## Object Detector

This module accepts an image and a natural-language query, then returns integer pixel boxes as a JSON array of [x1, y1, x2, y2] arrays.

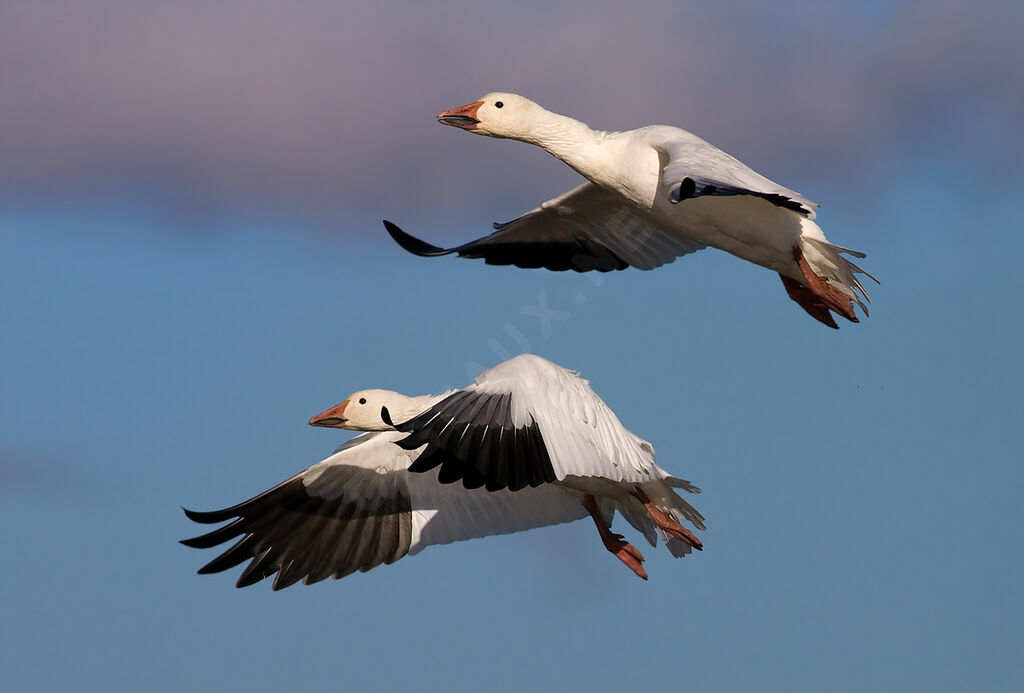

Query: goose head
[[309, 389, 407, 431], [437, 92, 543, 140]]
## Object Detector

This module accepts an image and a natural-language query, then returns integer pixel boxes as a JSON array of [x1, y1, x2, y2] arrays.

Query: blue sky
[[2, 2, 1023, 691]]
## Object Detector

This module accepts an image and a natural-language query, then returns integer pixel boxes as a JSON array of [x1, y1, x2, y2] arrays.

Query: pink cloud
[[1, 1, 1020, 222]]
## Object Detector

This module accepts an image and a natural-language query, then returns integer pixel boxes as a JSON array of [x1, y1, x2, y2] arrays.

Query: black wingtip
[[669, 177, 697, 204], [182, 506, 234, 524], [382, 220, 455, 258]]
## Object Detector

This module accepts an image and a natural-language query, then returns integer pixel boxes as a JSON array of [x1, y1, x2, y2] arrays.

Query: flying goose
[[182, 354, 705, 588], [386, 92, 877, 328]]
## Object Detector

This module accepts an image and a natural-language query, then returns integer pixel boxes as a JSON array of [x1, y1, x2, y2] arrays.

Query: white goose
[[182, 354, 704, 588], [385, 92, 877, 328]]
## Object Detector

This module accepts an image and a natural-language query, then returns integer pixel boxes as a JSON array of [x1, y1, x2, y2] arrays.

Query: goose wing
[[394, 354, 661, 493], [648, 126, 819, 217], [385, 181, 705, 272], [182, 430, 586, 589]]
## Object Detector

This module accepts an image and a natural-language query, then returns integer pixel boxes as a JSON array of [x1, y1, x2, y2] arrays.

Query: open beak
[[437, 100, 484, 130], [309, 399, 349, 428]]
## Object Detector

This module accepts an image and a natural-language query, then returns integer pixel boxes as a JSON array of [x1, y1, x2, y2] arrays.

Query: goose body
[[182, 354, 705, 589], [386, 92, 877, 328]]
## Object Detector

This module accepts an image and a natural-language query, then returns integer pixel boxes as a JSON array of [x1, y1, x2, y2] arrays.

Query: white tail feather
[[632, 477, 707, 557], [801, 237, 879, 314]]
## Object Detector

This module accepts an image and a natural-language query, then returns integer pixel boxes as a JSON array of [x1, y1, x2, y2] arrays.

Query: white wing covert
[[648, 127, 819, 217], [393, 355, 661, 492]]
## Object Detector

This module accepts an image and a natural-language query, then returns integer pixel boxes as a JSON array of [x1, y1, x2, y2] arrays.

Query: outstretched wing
[[394, 354, 661, 493], [385, 182, 705, 273], [647, 126, 819, 217], [181, 431, 586, 589], [181, 433, 416, 590]]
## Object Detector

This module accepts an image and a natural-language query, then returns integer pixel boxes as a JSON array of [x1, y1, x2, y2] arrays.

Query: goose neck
[[526, 113, 611, 179]]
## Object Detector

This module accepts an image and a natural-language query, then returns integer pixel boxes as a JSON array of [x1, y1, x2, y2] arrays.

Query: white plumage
[[182, 354, 704, 588], [385, 92, 878, 328], [302, 431, 590, 556]]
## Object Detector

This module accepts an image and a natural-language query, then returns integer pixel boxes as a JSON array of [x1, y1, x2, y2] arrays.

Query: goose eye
[[495, 101, 503, 109], [358, 398, 366, 405]]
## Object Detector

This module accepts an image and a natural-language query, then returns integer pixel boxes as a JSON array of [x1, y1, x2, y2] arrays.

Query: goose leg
[[779, 273, 840, 329], [631, 487, 703, 551], [581, 494, 647, 580], [783, 245, 859, 326]]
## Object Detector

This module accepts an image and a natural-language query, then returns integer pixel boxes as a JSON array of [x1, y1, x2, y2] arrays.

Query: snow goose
[[385, 92, 878, 328], [181, 354, 704, 588]]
